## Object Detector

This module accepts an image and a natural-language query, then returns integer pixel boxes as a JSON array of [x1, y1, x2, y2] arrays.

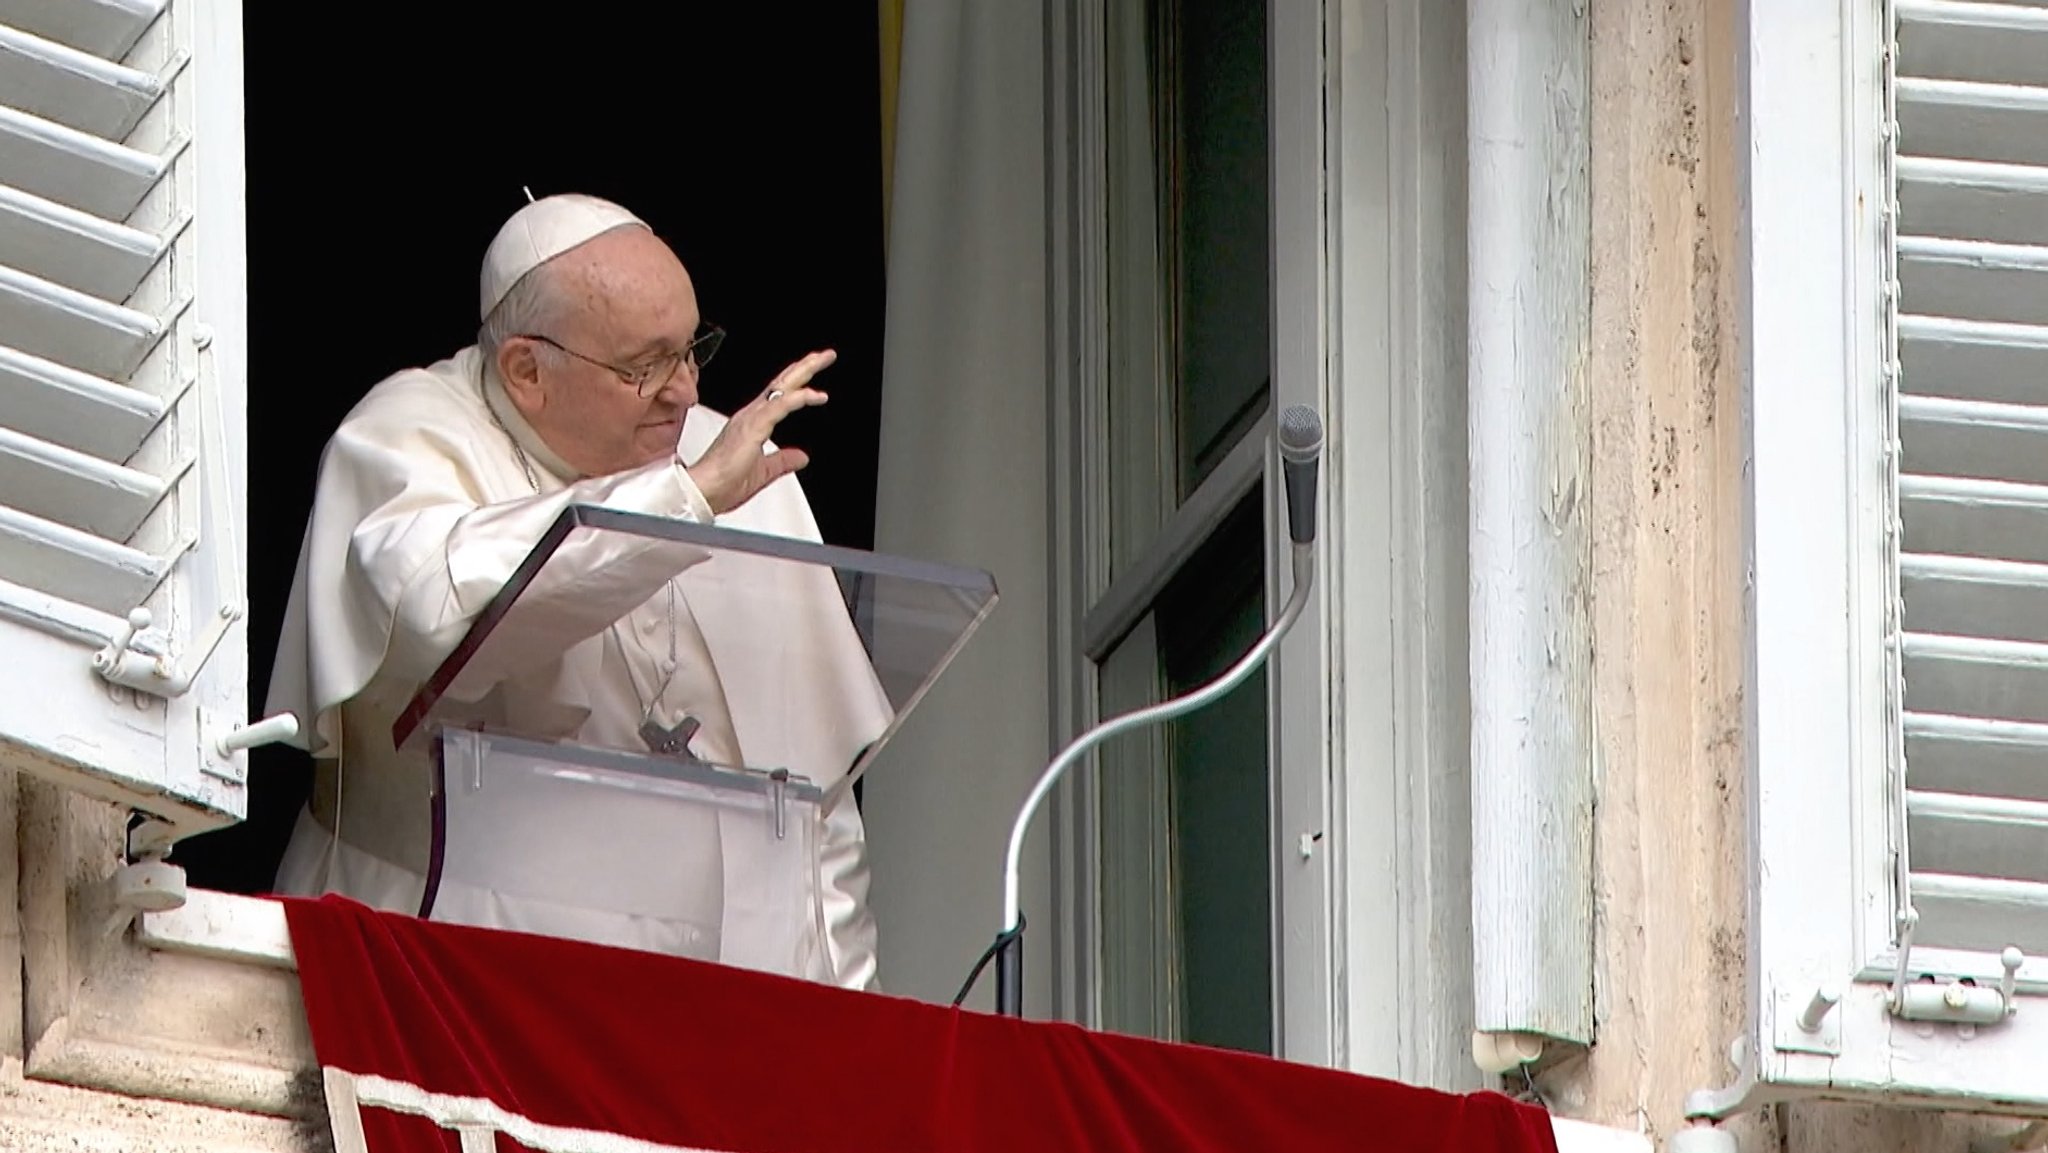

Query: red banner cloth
[[282, 894, 1559, 1153]]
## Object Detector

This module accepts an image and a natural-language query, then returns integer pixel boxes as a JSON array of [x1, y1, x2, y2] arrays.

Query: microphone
[[1278, 404, 1323, 546], [960, 404, 1326, 1017]]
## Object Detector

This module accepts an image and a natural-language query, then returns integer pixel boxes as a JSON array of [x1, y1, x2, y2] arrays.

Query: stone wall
[[0, 768, 324, 1152]]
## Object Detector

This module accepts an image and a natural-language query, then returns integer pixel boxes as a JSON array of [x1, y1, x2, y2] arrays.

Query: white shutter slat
[[0, 0, 252, 833], [0, 104, 173, 221], [1906, 713, 2048, 801], [0, 345, 165, 461], [0, 184, 173, 301], [1901, 634, 2048, 727], [1909, 790, 2048, 875], [0, 0, 164, 60], [1897, 158, 2048, 250], [0, 503, 167, 614], [1909, 790, 2048, 951], [1895, 0, 2048, 961], [1897, 79, 2048, 169], [0, 262, 166, 379], [1898, 1, 2048, 89], [0, 425, 171, 538], [1898, 237, 2048, 327], [1898, 315, 2048, 404], [1910, 873, 2048, 956], [1902, 554, 2048, 643], [1901, 397, 2048, 486], [0, 21, 164, 139], [0, 0, 187, 621]]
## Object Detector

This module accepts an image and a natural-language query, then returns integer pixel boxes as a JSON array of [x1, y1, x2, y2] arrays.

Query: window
[[1056, 0, 1333, 1063], [1091, 0, 1276, 1054], [1720, 0, 2048, 1116], [0, 0, 252, 834]]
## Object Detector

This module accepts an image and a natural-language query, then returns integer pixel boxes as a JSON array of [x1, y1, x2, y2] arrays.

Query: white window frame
[[1042, 0, 1335, 1065], [1717, 0, 2048, 1115], [1324, 0, 1484, 1091], [1049, 0, 1494, 1089]]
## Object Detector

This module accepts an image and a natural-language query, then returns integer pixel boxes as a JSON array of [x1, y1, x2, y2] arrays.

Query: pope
[[263, 192, 890, 989]]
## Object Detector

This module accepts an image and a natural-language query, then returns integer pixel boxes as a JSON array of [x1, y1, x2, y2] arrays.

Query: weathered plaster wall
[[1551, 1, 2033, 1149]]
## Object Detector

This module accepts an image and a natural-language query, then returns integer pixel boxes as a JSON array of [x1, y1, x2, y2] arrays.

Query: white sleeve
[[817, 795, 882, 991], [322, 409, 717, 696]]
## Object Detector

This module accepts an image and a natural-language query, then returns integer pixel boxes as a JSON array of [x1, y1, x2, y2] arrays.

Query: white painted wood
[[1042, 0, 1108, 1028], [0, 0, 166, 60], [0, 261, 165, 378], [0, 183, 176, 301], [0, 20, 165, 139], [1898, 157, 2048, 248], [1730, 0, 2048, 1118], [1328, 0, 1483, 1091], [0, 0, 250, 835], [0, 103, 172, 220], [1891, 0, 2048, 982], [1268, 0, 1335, 1071], [1733, 0, 1899, 1114], [1897, 78, 2048, 169], [1905, 711, 2048, 801], [0, 423, 171, 538], [1328, 0, 1402, 1082], [1464, 0, 1594, 1047], [0, 502, 167, 611], [1900, 236, 2048, 327], [1900, 397, 2048, 495], [1899, 314, 2048, 405], [1897, 0, 2048, 89]]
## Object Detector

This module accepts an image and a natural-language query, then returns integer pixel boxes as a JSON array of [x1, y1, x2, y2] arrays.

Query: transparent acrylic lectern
[[389, 504, 996, 980]]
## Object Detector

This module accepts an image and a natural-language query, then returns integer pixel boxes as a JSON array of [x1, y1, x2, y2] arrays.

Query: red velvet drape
[[283, 894, 1559, 1153]]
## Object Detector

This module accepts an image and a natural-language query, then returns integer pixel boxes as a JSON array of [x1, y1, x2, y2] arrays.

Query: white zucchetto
[[478, 192, 648, 321]]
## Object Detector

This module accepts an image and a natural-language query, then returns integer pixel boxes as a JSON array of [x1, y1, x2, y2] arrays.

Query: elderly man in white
[[264, 193, 890, 989]]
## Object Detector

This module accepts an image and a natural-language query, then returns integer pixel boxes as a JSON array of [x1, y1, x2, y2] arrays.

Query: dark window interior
[[172, 6, 889, 893]]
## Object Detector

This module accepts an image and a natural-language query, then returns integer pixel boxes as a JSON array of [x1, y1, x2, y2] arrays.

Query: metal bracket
[[1684, 1034, 1763, 1122], [1887, 909, 2024, 1031], [92, 604, 242, 699], [1774, 980, 1845, 1056], [200, 711, 300, 783], [103, 816, 187, 936]]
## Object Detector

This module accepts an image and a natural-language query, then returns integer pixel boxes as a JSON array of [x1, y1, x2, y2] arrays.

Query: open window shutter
[[1892, 0, 2048, 962], [0, 0, 252, 834]]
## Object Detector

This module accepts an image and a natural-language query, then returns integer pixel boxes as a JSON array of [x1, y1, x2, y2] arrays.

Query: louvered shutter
[[0, 0, 253, 833], [1892, 0, 2048, 963]]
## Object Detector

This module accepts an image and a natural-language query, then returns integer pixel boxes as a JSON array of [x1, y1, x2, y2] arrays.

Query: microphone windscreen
[[1279, 404, 1323, 459]]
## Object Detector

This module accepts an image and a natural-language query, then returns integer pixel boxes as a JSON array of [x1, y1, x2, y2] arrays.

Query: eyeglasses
[[520, 325, 726, 397]]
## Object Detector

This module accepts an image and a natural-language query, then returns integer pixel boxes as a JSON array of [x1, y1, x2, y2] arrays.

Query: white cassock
[[263, 344, 893, 989]]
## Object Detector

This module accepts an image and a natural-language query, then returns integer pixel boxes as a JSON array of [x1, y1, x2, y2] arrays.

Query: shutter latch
[[93, 603, 239, 698], [1886, 908, 2025, 1031]]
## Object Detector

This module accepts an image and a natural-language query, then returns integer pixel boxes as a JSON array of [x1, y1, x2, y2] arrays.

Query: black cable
[[951, 915, 1025, 1007]]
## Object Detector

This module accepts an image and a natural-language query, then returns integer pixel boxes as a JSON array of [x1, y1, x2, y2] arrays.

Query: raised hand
[[684, 349, 834, 514]]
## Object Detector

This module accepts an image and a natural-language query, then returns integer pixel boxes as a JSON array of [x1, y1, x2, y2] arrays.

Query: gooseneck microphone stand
[[955, 405, 1326, 1017]]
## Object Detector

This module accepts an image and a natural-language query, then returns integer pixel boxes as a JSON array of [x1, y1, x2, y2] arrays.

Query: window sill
[[1550, 1117, 1653, 1153], [137, 892, 1653, 1152], [136, 888, 296, 969]]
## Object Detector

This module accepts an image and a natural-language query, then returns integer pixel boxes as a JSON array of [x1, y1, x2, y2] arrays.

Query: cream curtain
[[863, 0, 1053, 1011]]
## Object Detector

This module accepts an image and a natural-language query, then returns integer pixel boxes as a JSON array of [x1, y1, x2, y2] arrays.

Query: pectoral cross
[[639, 714, 702, 759]]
